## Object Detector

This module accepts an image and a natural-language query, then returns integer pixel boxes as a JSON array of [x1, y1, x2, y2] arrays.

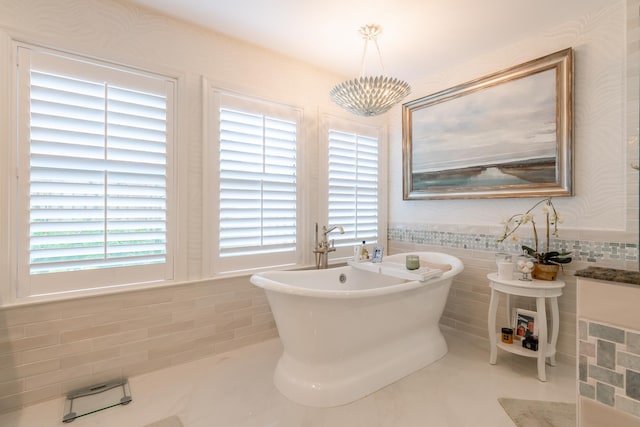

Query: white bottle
[[353, 245, 362, 261]]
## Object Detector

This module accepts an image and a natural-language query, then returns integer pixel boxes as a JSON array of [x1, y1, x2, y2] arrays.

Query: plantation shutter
[[328, 130, 379, 245], [218, 107, 297, 258], [16, 45, 175, 296]]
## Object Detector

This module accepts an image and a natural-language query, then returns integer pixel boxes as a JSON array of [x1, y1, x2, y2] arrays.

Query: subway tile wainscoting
[[0, 235, 630, 416], [0, 277, 278, 413], [0, 235, 629, 418], [0, 232, 617, 415]]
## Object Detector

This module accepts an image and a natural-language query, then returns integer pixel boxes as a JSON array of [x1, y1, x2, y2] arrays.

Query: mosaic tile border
[[578, 319, 640, 419], [388, 225, 639, 264]]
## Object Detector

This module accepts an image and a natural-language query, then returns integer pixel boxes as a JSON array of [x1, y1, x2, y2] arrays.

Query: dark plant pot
[[532, 263, 559, 281]]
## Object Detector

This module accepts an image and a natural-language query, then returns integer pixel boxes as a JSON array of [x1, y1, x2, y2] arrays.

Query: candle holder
[[405, 255, 420, 270], [495, 252, 512, 268], [495, 252, 513, 279]]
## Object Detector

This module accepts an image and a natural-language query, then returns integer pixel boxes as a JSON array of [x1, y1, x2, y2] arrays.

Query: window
[[328, 129, 379, 245], [322, 115, 384, 255], [207, 90, 301, 273], [14, 44, 176, 298]]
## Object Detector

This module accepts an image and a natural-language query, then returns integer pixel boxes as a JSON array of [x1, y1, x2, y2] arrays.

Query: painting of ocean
[[410, 67, 558, 190]]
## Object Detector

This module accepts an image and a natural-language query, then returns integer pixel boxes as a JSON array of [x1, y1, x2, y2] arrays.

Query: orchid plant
[[497, 197, 572, 265]]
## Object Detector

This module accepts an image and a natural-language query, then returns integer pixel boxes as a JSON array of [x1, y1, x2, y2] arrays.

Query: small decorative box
[[501, 327, 513, 344], [522, 336, 539, 351]]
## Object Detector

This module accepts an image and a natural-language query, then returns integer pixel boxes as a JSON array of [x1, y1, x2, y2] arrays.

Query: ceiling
[[127, 0, 614, 82]]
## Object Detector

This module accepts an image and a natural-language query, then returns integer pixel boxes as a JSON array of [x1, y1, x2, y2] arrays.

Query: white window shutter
[[328, 130, 379, 246], [218, 108, 297, 256], [16, 45, 175, 297], [207, 90, 301, 274]]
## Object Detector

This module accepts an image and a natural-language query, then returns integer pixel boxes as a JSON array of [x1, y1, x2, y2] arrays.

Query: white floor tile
[[0, 327, 575, 427]]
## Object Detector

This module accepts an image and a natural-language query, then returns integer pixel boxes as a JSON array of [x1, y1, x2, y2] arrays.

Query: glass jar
[[495, 252, 512, 267], [405, 255, 420, 270], [515, 254, 535, 281]]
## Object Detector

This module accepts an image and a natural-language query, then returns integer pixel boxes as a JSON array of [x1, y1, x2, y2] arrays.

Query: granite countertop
[[575, 267, 640, 286]]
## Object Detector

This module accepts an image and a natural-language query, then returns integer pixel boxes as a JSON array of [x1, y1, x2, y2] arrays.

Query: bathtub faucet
[[324, 224, 344, 235], [313, 223, 344, 269]]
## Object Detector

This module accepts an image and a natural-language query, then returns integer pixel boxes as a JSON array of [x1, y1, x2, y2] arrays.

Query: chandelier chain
[[358, 25, 386, 77]]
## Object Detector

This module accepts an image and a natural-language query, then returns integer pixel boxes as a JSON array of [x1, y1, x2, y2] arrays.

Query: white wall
[[388, 1, 633, 244], [386, 0, 636, 368]]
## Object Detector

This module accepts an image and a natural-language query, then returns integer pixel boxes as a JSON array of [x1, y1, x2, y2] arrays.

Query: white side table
[[487, 272, 565, 381]]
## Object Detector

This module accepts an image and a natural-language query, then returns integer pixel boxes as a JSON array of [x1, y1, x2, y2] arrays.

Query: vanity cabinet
[[576, 268, 640, 427]]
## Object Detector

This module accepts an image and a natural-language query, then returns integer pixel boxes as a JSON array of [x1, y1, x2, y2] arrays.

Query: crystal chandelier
[[330, 24, 411, 117]]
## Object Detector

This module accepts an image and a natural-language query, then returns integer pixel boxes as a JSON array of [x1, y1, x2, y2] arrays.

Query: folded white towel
[[378, 263, 443, 282], [420, 261, 452, 272]]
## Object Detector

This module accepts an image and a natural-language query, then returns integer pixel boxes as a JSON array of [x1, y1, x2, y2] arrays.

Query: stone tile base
[[579, 319, 640, 419]]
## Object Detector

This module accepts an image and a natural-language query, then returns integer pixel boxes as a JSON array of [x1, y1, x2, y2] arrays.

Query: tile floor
[[0, 327, 576, 427]]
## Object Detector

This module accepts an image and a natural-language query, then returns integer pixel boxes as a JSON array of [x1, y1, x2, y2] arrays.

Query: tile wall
[[577, 266, 640, 426], [578, 319, 640, 417], [388, 225, 639, 266], [388, 224, 638, 371], [0, 227, 634, 416], [0, 276, 277, 414]]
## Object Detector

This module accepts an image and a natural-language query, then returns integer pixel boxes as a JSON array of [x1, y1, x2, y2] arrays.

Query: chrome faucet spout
[[324, 225, 344, 235]]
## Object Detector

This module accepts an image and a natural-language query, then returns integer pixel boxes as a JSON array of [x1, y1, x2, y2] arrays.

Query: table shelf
[[495, 334, 556, 359]]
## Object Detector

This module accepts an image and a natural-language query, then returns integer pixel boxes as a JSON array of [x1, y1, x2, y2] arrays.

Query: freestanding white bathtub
[[250, 251, 464, 407]]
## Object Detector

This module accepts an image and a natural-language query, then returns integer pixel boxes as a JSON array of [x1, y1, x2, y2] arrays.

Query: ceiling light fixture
[[330, 24, 411, 117]]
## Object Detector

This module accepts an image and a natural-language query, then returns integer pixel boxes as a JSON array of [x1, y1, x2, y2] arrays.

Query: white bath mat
[[498, 398, 575, 427], [144, 415, 184, 427]]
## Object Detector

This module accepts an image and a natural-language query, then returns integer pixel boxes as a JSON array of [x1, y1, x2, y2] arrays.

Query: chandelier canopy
[[330, 25, 411, 117]]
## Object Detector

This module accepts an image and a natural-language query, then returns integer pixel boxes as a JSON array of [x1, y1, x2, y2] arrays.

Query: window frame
[[319, 114, 387, 262], [10, 41, 179, 300], [203, 83, 304, 276]]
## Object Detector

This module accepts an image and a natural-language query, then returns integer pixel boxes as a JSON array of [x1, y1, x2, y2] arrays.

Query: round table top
[[487, 272, 565, 293]]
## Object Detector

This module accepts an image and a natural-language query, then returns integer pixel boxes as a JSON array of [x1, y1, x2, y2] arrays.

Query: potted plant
[[497, 198, 572, 281]]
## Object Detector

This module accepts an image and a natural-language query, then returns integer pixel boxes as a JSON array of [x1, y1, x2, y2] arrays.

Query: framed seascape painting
[[402, 48, 573, 200]]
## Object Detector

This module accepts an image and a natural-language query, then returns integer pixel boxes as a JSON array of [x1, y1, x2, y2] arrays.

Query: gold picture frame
[[402, 48, 573, 200]]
